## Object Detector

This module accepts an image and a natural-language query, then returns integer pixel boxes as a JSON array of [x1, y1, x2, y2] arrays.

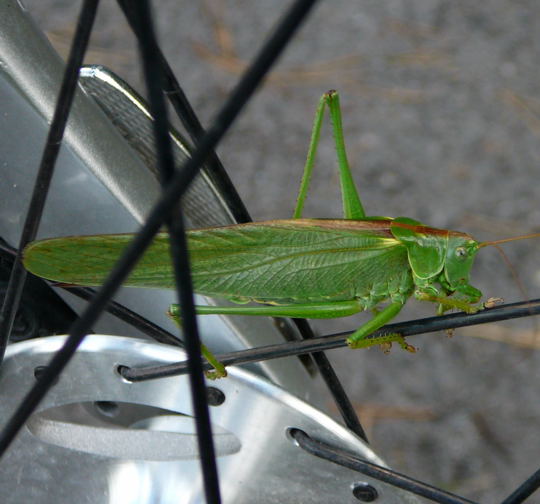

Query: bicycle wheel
[[1, 1, 540, 503]]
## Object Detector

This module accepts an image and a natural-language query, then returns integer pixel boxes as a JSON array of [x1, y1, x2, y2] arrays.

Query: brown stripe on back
[[390, 221, 447, 236], [190, 218, 473, 241], [391, 221, 474, 240], [448, 230, 475, 240], [260, 218, 395, 237]]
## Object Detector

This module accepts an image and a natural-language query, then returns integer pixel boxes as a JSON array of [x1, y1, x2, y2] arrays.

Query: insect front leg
[[293, 91, 365, 220], [415, 285, 483, 315]]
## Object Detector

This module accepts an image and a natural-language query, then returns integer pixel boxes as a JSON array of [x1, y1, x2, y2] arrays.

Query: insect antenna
[[492, 244, 529, 302], [478, 231, 540, 248], [479, 231, 540, 300], [480, 235, 540, 347]]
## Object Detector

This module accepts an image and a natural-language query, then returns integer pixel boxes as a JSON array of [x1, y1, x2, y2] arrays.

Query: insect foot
[[205, 368, 228, 380], [167, 306, 183, 327], [398, 338, 417, 353], [347, 333, 416, 353], [379, 342, 392, 354], [378, 337, 416, 354], [483, 297, 504, 309], [167, 307, 227, 379], [386, 334, 417, 353]]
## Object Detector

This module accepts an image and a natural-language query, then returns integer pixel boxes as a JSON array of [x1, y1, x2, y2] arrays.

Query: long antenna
[[492, 244, 529, 301], [483, 242, 538, 345], [479, 232, 540, 248]]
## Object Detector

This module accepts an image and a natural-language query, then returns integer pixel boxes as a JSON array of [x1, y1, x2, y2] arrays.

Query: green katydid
[[22, 91, 538, 378]]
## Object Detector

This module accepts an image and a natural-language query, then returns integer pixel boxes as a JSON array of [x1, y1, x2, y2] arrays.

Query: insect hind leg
[[293, 91, 365, 220], [168, 299, 365, 377]]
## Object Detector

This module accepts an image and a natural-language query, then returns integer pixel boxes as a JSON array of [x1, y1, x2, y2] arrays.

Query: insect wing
[[23, 219, 404, 303], [187, 219, 404, 303], [23, 233, 172, 288]]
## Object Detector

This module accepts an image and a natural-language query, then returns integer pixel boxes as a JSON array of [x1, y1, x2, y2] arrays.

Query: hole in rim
[[115, 364, 133, 382], [285, 427, 305, 447], [206, 387, 226, 406], [33, 365, 59, 386], [33, 365, 47, 380], [94, 401, 120, 418], [351, 482, 379, 502]]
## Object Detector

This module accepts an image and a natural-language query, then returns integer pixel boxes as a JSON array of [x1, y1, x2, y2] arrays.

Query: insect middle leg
[[346, 301, 416, 353]]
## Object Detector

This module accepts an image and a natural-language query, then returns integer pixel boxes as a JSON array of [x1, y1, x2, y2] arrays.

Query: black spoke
[[289, 429, 477, 504], [130, 1, 222, 501], [117, 0, 251, 225], [500, 467, 540, 504], [292, 318, 369, 442], [121, 298, 540, 380], [0, 0, 100, 364]]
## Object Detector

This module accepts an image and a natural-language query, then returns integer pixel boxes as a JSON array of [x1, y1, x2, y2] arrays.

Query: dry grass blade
[[461, 323, 540, 349]]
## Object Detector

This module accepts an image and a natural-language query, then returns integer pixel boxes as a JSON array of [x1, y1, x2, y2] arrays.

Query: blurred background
[[21, 0, 540, 500]]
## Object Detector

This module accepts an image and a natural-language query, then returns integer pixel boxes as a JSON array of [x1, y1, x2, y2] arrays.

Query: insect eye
[[455, 247, 467, 259]]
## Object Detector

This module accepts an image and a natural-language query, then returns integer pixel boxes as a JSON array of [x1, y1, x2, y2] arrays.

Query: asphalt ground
[[23, 1, 540, 501]]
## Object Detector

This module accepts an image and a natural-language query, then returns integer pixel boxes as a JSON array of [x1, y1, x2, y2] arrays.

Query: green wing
[[23, 232, 172, 288], [23, 219, 406, 303]]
